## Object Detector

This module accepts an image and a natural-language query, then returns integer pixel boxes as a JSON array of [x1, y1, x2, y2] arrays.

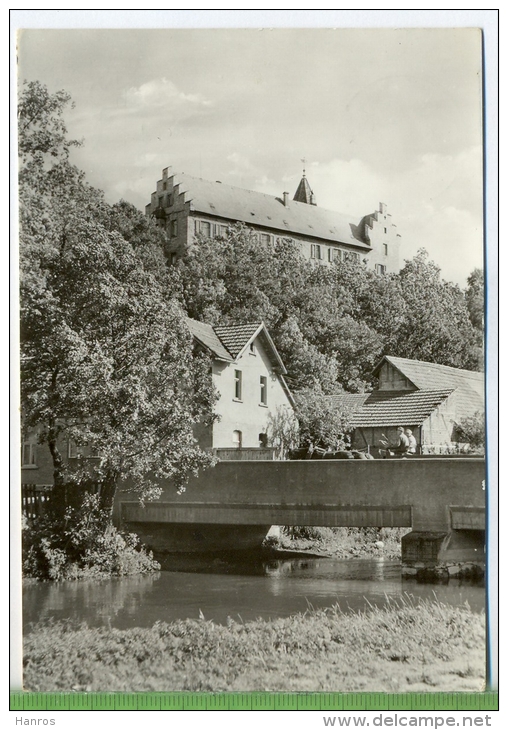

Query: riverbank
[[23, 597, 485, 693], [266, 527, 409, 561]]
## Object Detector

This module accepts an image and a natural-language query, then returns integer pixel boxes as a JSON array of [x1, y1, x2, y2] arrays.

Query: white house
[[187, 318, 295, 457]]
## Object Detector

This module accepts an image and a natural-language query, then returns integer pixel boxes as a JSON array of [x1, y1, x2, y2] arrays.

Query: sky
[[16, 18, 488, 286]]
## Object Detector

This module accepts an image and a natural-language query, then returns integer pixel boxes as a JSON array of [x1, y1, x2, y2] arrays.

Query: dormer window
[[249, 342, 256, 355]]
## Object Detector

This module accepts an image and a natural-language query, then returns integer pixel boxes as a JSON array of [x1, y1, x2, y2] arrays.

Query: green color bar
[[10, 691, 499, 711]]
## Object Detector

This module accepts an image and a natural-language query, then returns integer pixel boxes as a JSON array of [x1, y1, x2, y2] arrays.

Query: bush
[[22, 492, 159, 581]]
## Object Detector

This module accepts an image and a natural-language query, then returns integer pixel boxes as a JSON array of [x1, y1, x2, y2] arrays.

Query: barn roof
[[374, 355, 484, 400], [330, 389, 455, 428]]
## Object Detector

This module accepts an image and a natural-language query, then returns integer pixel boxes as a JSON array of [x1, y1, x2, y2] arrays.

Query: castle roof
[[171, 173, 371, 249]]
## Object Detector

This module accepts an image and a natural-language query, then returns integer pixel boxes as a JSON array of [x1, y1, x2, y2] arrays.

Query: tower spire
[[293, 159, 316, 205]]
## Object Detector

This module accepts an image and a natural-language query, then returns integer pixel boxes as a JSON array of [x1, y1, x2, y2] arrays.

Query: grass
[[23, 595, 485, 693]]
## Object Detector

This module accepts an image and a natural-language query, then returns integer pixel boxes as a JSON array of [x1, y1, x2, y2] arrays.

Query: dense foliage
[[175, 228, 483, 394]]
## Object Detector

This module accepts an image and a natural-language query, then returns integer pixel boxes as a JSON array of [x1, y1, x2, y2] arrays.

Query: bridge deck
[[118, 458, 486, 533]]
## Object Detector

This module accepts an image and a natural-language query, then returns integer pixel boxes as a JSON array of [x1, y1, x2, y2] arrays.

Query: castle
[[145, 168, 401, 273]]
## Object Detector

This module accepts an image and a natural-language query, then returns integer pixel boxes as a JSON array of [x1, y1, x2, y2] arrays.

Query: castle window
[[233, 430, 242, 448], [384, 244, 388, 256], [198, 220, 211, 237], [259, 433, 268, 448], [375, 264, 387, 275], [384, 227, 387, 234], [170, 252, 177, 265], [171, 219, 178, 237], [260, 376, 268, 405], [234, 370, 242, 401], [158, 196, 164, 207], [163, 181, 167, 191]]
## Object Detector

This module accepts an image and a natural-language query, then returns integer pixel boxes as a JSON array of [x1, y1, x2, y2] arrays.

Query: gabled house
[[330, 356, 484, 455], [187, 318, 295, 457], [145, 168, 401, 274]]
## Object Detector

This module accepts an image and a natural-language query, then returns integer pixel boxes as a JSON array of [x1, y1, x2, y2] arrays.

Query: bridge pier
[[401, 529, 485, 581]]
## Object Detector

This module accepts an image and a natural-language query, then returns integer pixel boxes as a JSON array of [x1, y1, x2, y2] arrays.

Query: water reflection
[[23, 556, 485, 633]]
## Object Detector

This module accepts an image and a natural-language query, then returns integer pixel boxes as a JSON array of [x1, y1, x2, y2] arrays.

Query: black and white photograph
[[13, 10, 496, 701]]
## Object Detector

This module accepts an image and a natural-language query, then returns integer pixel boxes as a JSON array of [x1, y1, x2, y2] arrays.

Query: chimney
[[379, 202, 386, 214], [283, 192, 289, 207]]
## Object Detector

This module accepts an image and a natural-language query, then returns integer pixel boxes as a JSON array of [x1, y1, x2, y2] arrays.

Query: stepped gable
[[172, 173, 370, 248]]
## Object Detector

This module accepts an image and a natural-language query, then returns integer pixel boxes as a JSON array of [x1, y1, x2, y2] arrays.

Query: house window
[[384, 227, 387, 234], [21, 441, 37, 467], [169, 252, 177, 265], [234, 370, 242, 400], [171, 219, 178, 237], [383, 243, 388, 256], [260, 375, 268, 405], [260, 233, 271, 245], [219, 225, 228, 237], [158, 196, 164, 207], [375, 264, 387, 275], [233, 430, 242, 448], [328, 248, 341, 262], [259, 433, 268, 448], [311, 244, 322, 259]]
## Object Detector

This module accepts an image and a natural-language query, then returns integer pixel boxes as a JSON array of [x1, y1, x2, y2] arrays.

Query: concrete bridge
[[117, 457, 486, 579]]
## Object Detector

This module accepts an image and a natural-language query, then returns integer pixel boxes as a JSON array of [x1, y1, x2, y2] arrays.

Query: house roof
[[213, 323, 262, 359], [373, 355, 484, 400], [335, 389, 456, 428], [186, 318, 233, 362], [186, 318, 286, 373], [171, 173, 371, 249]]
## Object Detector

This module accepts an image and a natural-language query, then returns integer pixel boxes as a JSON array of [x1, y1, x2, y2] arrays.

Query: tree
[[454, 411, 485, 452], [265, 405, 300, 460], [293, 387, 353, 451], [465, 268, 485, 333], [393, 249, 482, 371], [19, 81, 217, 520]]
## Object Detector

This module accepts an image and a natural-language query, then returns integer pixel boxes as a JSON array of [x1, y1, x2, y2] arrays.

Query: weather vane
[[301, 157, 306, 176]]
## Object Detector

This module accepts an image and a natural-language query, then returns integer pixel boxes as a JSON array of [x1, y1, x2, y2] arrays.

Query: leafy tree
[[393, 250, 482, 371], [293, 387, 353, 450], [465, 267, 485, 332], [454, 411, 485, 452], [19, 81, 217, 521]]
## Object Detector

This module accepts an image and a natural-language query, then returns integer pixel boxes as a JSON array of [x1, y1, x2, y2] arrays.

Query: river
[[22, 554, 485, 632]]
